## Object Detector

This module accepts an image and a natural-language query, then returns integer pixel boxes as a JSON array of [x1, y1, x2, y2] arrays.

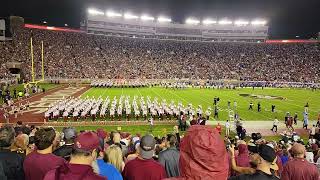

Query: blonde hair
[[113, 133, 121, 144], [104, 145, 124, 172], [11, 134, 29, 153]]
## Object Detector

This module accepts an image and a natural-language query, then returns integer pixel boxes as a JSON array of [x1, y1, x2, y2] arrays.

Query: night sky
[[1, 0, 320, 39]]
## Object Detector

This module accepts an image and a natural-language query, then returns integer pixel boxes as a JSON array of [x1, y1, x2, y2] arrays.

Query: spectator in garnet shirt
[[23, 127, 66, 180], [44, 131, 106, 180], [281, 143, 319, 180], [122, 134, 167, 180]]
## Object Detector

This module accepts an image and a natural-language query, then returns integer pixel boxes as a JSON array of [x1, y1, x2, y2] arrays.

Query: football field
[[81, 87, 320, 121]]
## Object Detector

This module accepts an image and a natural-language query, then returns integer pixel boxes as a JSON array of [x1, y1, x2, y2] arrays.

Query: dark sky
[[1, 0, 320, 39]]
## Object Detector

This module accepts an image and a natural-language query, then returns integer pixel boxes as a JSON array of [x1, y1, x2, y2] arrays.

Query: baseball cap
[[139, 134, 156, 159], [75, 132, 100, 151], [96, 129, 107, 139], [62, 127, 77, 140], [248, 144, 278, 170]]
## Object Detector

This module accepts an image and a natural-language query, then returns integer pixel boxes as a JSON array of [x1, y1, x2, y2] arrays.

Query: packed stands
[[0, 27, 319, 82]]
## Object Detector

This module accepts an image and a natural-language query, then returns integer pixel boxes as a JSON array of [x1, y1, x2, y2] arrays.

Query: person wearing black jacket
[[158, 134, 180, 178], [0, 125, 25, 180], [53, 127, 77, 161]]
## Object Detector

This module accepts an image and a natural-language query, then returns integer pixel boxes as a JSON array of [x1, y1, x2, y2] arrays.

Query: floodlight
[[186, 18, 200, 25], [202, 19, 217, 25], [218, 20, 232, 25], [124, 13, 139, 19], [106, 11, 122, 17], [234, 20, 249, 26], [141, 15, 155, 21], [88, 8, 104, 16], [251, 20, 267, 25], [157, 16, 171, 23]]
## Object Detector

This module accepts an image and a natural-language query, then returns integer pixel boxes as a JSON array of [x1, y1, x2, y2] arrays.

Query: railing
[[40, 78, 320, 87]]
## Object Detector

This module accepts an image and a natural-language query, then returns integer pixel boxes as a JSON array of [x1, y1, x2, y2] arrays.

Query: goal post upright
[[41, 41, 45, 81], [30, 37, 35, 83]]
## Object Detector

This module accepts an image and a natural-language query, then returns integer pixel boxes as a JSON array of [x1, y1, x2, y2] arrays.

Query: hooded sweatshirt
[[164, 125, 229, 180], [236, 144, 250, 168]]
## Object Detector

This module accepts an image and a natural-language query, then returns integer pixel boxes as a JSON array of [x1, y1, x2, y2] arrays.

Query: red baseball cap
[[96, 129, 107, 139], [75, 132, 100, 151]]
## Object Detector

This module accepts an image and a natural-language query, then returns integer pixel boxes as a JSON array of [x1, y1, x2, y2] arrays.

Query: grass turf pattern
[[81, 87, 320, 121]]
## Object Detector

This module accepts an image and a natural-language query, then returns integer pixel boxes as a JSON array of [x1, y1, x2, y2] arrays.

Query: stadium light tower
[[140, 15, 155, 21], [157, 16, 171, 23], [106, 10, 122, 17], [202, 19, 217, 25], [88, 8, 104, 16], [218, 19, 233, 25], [234, 20, 249, 26], [186, 18, 200, 25], [251, 19, 267, 26], [124, 13, 139, 20]]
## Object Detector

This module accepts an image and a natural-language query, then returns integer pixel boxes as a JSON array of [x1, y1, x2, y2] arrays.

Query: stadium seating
[[0, 27, 319, 82]]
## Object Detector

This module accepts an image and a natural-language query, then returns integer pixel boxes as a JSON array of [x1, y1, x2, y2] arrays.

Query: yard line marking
[[162, 88, 189, 104]]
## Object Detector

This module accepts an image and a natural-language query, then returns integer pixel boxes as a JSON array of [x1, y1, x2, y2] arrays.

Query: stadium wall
[[0, 19, 5, 41]]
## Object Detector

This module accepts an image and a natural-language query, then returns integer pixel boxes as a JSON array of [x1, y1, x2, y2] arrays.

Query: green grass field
[[81, 87, 320, 121], [55, 125, 179, 137]]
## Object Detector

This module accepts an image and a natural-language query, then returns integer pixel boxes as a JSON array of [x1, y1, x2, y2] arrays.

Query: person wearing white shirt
[[271, 118, 279, 132], [110, 109, 115, 121], [225, 120, 231, 137], [311, 125, 316, 136], [205, 108, 211, 120], [148, 117, 154, 132], [63, 111, 69, 121], [44, 111, 51, 121]]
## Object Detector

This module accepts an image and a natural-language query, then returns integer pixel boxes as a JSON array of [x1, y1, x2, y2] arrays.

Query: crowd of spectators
[[0, 27, 319, 82], [1, 121, 320, 180]]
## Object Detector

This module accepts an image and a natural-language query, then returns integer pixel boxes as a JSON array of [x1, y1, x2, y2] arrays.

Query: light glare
[[157, 16, 171, 22], [88, 8, 104, 16], [251, 20, 267, 25], [124, 13, 139, 19], [140, 15, 155, 21], [218, 20, 233, 25], [234, 20, 249, 26], [186, 18, 200, 25], [106, 11, 122, 17], [202, 19, 217, 25]]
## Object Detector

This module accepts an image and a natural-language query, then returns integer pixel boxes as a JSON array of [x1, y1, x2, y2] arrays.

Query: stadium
[[0, 1, 320, 179]]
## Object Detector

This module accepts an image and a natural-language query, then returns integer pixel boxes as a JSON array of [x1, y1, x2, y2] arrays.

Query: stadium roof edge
[[24, 24, 85, 33], [265, 39, 319, 43]]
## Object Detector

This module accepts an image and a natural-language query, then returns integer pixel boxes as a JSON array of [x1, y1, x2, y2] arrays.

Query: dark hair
[[71, 147, 99, 158], [114, 143, 122, 150], [166, 134, 177, 147], [34, 128, 56, 150], [22, 126, 31, 135], [0, 125, 15, 148], [29, 136, 35, 145], [71, 148, 92, 157]]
